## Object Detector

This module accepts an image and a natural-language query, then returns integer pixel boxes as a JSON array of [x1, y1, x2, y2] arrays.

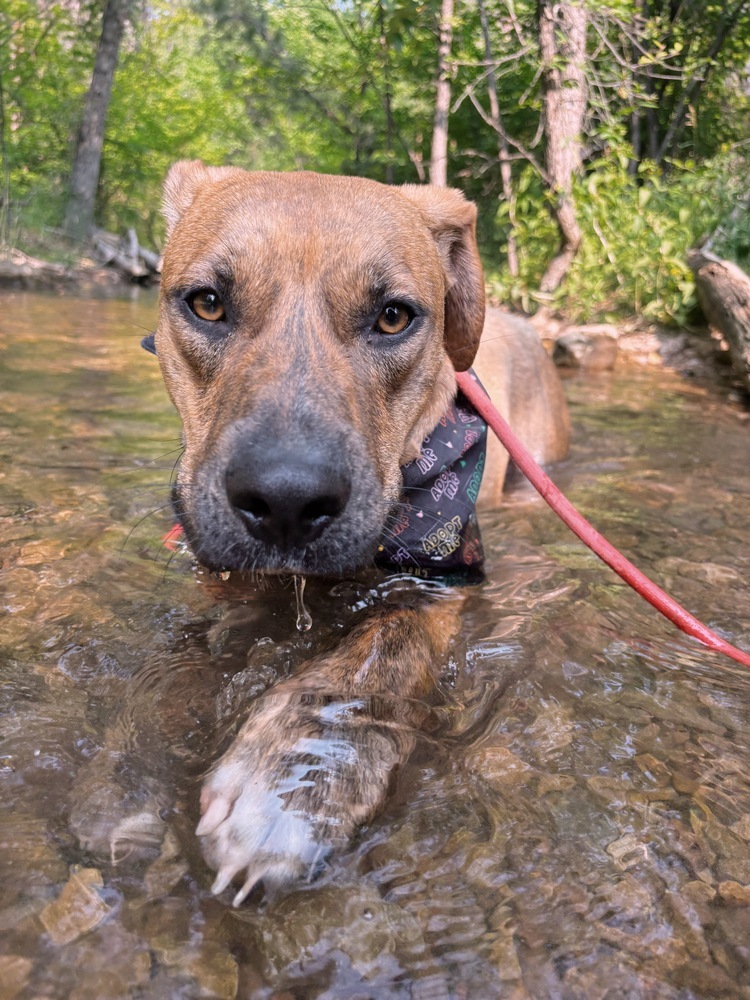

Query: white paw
[[197, 755, 329, 907], [70, 757, 168, 864]]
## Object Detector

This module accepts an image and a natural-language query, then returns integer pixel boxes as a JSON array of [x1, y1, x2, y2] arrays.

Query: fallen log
[[92, 228, 148, 279], [688, 248, 750, 392], [138, 245, 161, 272], [0, 249, 76, 288], [90, 227, 160, 282]]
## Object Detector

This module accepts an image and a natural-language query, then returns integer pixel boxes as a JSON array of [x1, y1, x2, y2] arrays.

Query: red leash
[[456, 370, 750, 669]]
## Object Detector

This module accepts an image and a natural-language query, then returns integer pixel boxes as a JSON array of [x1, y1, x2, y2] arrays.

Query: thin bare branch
[[467, 90, 548, 181], [451, 46, 535, 112], [656, 0, 750, 162], [589, 18, 686, 83], [502, 0, 527, 47]]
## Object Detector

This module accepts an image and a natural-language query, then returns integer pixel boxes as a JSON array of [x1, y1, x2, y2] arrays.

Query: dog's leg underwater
[[197, 591, 464, 905]]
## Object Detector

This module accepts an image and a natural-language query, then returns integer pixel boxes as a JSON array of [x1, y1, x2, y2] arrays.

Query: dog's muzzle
[[176, 417, 388, 575]]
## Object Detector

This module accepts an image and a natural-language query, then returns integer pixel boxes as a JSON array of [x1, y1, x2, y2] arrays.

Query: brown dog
[[154, 161, 569, 904]]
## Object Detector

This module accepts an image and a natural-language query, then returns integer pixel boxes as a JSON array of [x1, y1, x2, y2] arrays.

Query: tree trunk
[[628, 108, 641, 175], [537, 0, 587, 295], [377, 0, 395, 184], [64, 0, 129, 240], [477, 0, 518, 276], [628, 0, 642, 175], [429, 0, 454, 187], [0, 65, 10, 245], [645, 71, 660, 160]]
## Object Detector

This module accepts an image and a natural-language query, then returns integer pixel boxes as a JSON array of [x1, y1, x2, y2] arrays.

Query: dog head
[[156, 161, 485, 574]]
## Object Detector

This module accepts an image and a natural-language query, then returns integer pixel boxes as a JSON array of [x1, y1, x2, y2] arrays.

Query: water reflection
[[1, 290, 749, 998]]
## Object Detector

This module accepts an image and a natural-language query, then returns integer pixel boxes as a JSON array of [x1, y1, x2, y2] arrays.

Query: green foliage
[[101, 3, 254, 242], [0, 0, 103, 239], [77, 0, 445, 241], [710, 195, 750, 274], [489, 150, 748, 325]]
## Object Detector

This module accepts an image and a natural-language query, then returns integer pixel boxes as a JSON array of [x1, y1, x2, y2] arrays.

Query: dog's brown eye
[[376, 303, 412, 335], [189, 289, 225, 322]]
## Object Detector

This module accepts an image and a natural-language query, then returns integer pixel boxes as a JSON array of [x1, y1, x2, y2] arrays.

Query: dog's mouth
[[177, 506, 388, 577]]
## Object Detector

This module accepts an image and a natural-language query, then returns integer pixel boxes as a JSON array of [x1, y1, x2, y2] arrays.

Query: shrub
[[487, 149, 749, 326]]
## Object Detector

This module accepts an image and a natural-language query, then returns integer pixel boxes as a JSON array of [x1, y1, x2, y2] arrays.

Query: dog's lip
[[198, 550, 376, 577], [186, 520, 380, 577]]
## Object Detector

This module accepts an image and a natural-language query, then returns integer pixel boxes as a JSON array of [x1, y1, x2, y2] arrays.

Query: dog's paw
[[197, 691, 418, 905], [197, 757, 329, 907]]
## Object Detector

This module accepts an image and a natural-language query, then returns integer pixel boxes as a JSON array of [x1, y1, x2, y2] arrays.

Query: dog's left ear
[[163, 160, 245, 239], [400, 185, 485, 371]]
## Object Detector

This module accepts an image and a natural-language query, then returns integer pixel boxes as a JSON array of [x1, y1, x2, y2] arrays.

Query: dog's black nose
[[225, 446, 351, 551]]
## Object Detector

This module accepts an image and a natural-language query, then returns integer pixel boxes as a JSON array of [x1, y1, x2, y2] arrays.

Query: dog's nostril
[[301, 495, 343, 525], [234, 493, 271, 521]]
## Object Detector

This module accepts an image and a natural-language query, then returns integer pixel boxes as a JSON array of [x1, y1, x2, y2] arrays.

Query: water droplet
[[294, 574, 312, 632]]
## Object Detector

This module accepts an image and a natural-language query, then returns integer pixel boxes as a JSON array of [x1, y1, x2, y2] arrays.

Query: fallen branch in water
[[688, 247, 750, 392]]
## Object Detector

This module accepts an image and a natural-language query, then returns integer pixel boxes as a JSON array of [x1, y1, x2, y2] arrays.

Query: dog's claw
[[232, 868, 264, 907], [209, 863, 262, 906], [196, 792, 232, 837], [211, 864, 239, 897], [198, 758, 324, 899]]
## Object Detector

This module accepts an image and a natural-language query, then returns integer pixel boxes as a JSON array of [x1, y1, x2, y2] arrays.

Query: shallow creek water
[[1, 289, 749, 1000]]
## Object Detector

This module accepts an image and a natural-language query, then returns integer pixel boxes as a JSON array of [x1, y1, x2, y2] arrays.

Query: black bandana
[[142, 335, 487, 577], [375, 372, 487, 578]]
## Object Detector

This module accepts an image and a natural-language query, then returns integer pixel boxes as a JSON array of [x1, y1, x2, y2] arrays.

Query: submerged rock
[[230, 884, 425, 991], [553, 328, 619, 370], [39, 867, 114, 946], [0, 956, 32, 1000], [717, 880, 750, 907]]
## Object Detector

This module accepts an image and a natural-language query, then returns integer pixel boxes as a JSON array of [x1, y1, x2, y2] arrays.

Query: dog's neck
[[375, 372, 487, 578]]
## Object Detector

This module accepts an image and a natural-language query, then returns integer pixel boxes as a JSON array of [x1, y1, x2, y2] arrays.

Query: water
[[1, 289, 749, 999], [294, 575, 313, 632]]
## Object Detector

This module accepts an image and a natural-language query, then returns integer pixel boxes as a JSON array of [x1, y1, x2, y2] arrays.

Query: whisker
[[104, 444, 184, 479], [113, 485, 173, 500], [168, 449, 184, 486], [119, 502, 175, 556], [160, 546, 181, 584], [451, 329, 516, 363]]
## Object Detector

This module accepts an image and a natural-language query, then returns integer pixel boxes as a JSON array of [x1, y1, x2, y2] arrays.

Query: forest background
[[2, 0, 750, 325]]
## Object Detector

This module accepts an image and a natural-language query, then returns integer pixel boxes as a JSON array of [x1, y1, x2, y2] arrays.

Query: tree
[[64, 0, 131, 239], [0, 0, 103, 238], [476, 0, 518, 275], [429, 0, 454, 186], [5, 0, 750, 327], [537, 0, 587, 295], [585, 0, 750, 169], [653, 0, 750, 165]]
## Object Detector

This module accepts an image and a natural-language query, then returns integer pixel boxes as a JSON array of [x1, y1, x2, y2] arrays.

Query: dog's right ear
[[163, 160, 243, 239], [399, 184, 486, 372]]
